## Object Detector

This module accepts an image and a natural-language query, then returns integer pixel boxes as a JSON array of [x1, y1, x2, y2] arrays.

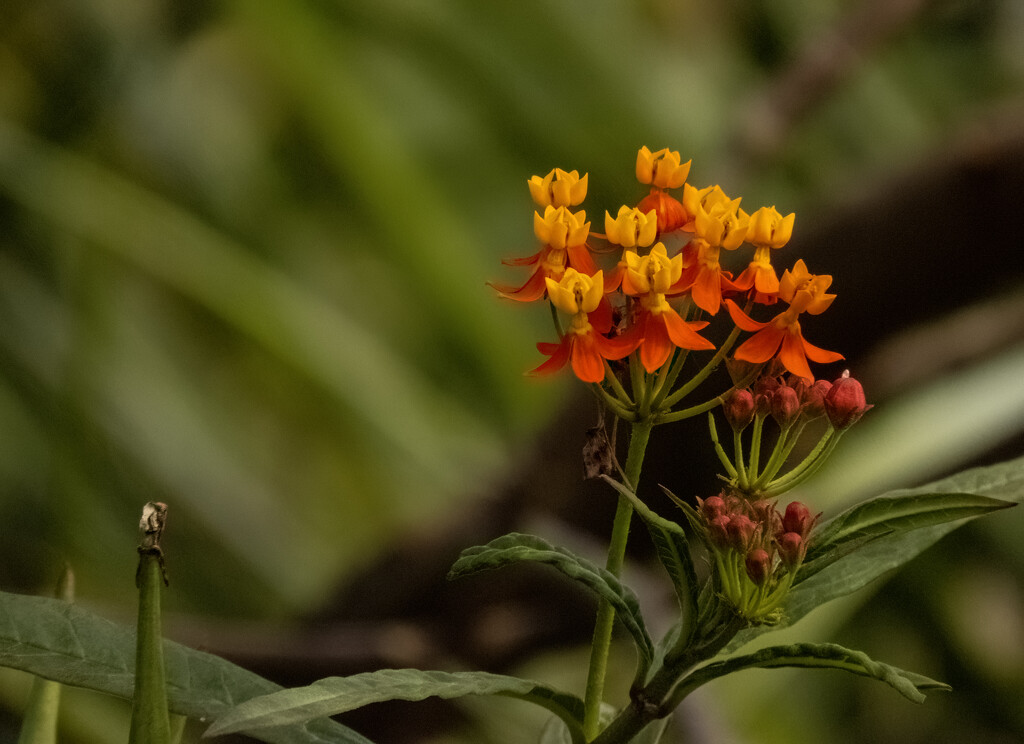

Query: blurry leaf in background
[[0, 0, 1022, 742]]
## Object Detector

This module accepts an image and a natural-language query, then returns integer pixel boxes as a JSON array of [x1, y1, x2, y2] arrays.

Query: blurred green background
[[0, 0, 1022, 741]]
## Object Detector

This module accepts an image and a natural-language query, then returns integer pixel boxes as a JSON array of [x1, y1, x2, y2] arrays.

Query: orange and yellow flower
[[725, 260, 843, 380], [603, 206, 658, 291], [494, 206, 598, 301], [620, 243, 715, 372], [675, 184, 749, 315], [733, 206, 795, 303], [530, 270, 637, 383], [634, 147, 692, 234]]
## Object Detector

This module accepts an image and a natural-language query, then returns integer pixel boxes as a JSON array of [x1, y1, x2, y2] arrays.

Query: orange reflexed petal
[[802, 336, 844, 364], [691, 266, 723, 315], [566, 244, 599, 275], [636, 190, 688, 234], [662, 310, 715, 351], [733, 326, 785, 364], [778, 331, 813, 381], [725, 299, 768, 332], [570, 335, 606, 383], [639, 316, 674, 373], [529, 337, 572, 376], [494, 269, 553, 302]]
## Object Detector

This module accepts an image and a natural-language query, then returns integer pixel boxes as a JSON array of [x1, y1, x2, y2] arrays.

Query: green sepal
[[205, 669, 587, 744], [0, 590, 373, 744], [670, 642, 949, 706], [449, 533, 654, 680]]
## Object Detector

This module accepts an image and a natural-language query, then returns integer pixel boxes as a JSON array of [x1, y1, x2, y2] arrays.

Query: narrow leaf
[[448, 533, 654, 677], [602, 478, 699, 639], [807, 490, 1013, 564], [0, 591, 372, 744], [205, 669, 586, 742], [672, 643, 949, 706]]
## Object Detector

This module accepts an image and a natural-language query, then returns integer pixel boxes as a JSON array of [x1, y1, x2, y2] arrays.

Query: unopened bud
[[777, 532, 804, 568], [701, 495, 727, 521], [824, 371, 872, 429], [727, 513, 757, 550], [782, 501, 816, 538], [770, 385, 801, 428], [745, 548, 772, 585], [708, 515, 731, 548], [723, 390, 755, 431], [801, 379, 832, 419]]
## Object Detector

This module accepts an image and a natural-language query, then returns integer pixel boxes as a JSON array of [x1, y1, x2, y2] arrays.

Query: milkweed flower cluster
[[492, 148, 845, 422], [494, 148, 873, 621]]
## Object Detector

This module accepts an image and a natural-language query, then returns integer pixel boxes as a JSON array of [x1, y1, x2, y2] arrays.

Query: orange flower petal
[[733, 326, 785, 363], [495, 269, 551, 302], [662, 309, 715, 351], [778, 332, 813, 380], [529, 337, 571, 376], [639, 317, 673, 372], [802, 336, 844, 364], [570, 336, 606, 383], [725, 299, 768, 332], [691, 266, 722, 315], [567, 244, 599, 275]]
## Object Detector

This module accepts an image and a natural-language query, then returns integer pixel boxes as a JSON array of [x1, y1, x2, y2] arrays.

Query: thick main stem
[[582, 420, 653, 740]]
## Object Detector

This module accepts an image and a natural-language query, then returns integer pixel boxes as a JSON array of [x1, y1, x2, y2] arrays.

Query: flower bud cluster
[[697, 493, 819, 621], [712, 369, 871, 499]]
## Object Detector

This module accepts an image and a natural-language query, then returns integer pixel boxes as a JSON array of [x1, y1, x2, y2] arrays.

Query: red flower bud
[[777, 531, 804, 568], [723, 390, 755, 431], [782, 501, 816, 538], [708, 515, 731, 548], [701, 495, 727, 521], [824, 371, 872, 429], [727, 513, 757, 550], [770, 385, 801, 428], [745, 548, 772, 585], [801, 379, 833, 419]]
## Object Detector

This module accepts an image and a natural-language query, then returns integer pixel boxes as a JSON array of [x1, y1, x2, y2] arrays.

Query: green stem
[[602, 361, 635, 410], [752, 420, 806, 490], [130, 503, 171, 744], [766, 429, 843, 495], [655, 392, 729, 424], [707, 413, 738, 481], [18, 568, 74, 744], [582, 420, 653, 740], [660, 323, 743, 409], [770, 427, 839, 497], [747, 414, 765, 479]]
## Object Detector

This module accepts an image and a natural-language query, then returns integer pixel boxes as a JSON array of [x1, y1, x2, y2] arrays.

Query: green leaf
[[205, 669, 587, 743], [0, 590, 373, 744], [728, 456, 1024, 651], [805, 490, 1013, 569], [601, 478, 699, 642], [671, 643, 949, 706], [448, 533, 654, 678]]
